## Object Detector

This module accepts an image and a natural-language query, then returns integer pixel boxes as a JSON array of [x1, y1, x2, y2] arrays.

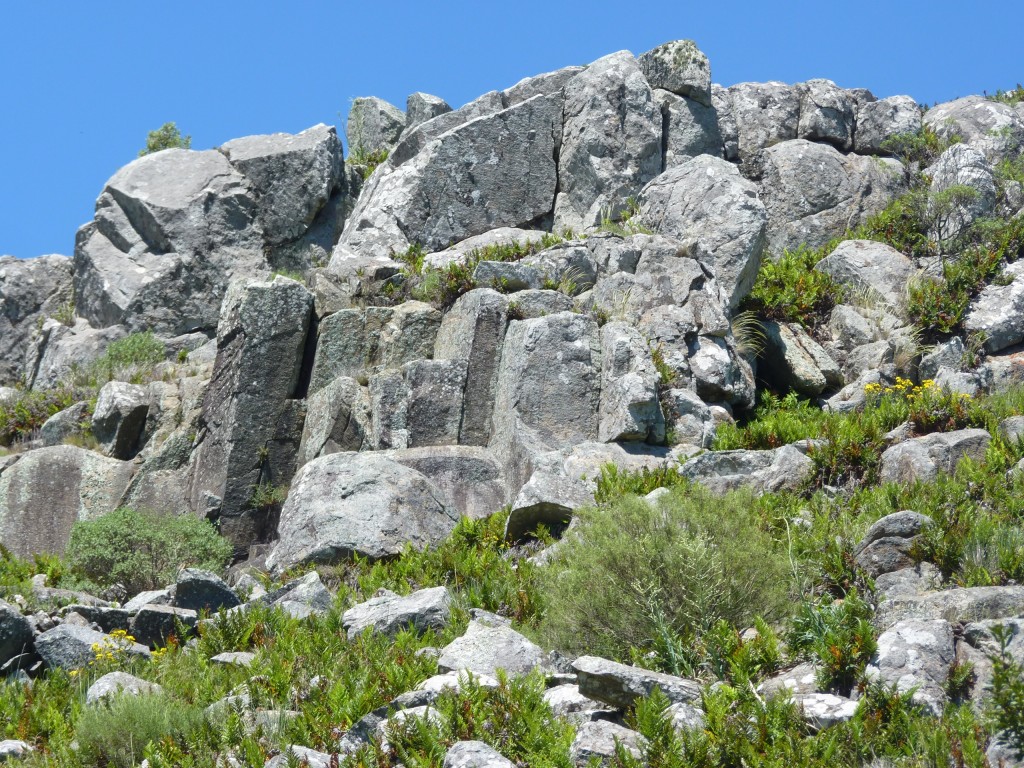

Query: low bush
[[87, 330, 167, 385], [65, 507, 233, 595], [0, 384, 81, 446], [139, 122, 191, 157], [535, 486, 794, 676], [741, 244, 845, 328], [787, 590, 877, 696]]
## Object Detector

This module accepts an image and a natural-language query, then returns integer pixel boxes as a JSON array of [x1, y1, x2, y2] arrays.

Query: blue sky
[[2, 1, 1022, 259]]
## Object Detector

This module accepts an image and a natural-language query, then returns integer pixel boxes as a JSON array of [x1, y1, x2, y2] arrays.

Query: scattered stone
[[0, 599, 33, 668], [211, 652, 256, 667], [854, 511, 933, 578], [879, 428, 990, 485], [35, 624, 149, 670], [0, 740, 33, 761], [542, 684, 615, 725], [572, 655, 701, 709], [679, 445, 813, 495], [39, 401, 90, 447], [924, 95, 1024, 163], [130, 604, 198, 647], [173, 568, 240, 613], [570, 720, 644, 766], [342, 586, 453, 639], [437, 619, 549, 677], [760, 320, 843, 396], [86, 671, 162, 705], [444, 741, 515, 768], [866, 619, 955, 716], [875, 585, 1024, 630], [265, 746, 334, 768], [794, 693, 859, 731]]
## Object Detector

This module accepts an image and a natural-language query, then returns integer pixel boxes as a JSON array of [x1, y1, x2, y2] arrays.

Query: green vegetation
[[0, 384, 80, 446], [139, 122, 192, 157], [987, 84, 1024, 106], [742, 245, 846, 328], [65, 507, 233, 594], [349, 147, 391, 180]]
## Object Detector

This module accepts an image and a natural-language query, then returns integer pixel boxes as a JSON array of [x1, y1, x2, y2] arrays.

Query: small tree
[[139, 122, 192, 157]]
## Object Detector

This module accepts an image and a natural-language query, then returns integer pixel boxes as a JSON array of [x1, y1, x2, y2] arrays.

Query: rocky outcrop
[[342, 586, 453, 639], [854, 95, 921, 155], [924, 95, 1024, 162], [815, 240, 916, 314], [0, 255, 73, 386], [879, 428, 991, 485]]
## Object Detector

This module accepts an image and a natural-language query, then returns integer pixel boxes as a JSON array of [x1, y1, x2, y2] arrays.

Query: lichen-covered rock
[[636, 155, 767, 309], [0, 255, 73, 386], [855, 95, 922, 155], [875, 585, 1024, 630], [638, 40, 712, 105], [760, 320, 843, 396], [879, 428, 990, 485], [555, 51, 661, 231], [854, 510, 933, 578], [866, 619, 955, 715], [572, 655, 701, 708], [266, 453, 458, 572], [173, 568, 240, 613], [384, 446, 510, 521], [405, 92, 452, 133], [815, 240, 916, 315], [85, 671, 162, 705], [35, 624, 149, 670], [797, 79, 855, 150], [296, 376, 371, 465], [347, 96, 405, 157], [679, 445, 814, 495], [926, 143, 997, 245], [726, 81, 800, 159], [0, 599, 33, 668], [924, 95, 1024, 162], [599, 321, 664, 442], [342, 586, 453, 639], [24, 319, 126, 390], [657, 89, 723, 167], [965, 260, 1024, 353], [570, 721, 644, 767], [91, 381, 149, 459], [443, 741, 514, 768], [437, 619, 549, 677]]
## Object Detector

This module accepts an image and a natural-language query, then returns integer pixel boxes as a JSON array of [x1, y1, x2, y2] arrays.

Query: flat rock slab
[[86, 671, 162, 705], [437, 620, 548, 677], [342, 586, 453, 639], [35, 624, 150, 670], [876, 585, 1024, 630], [572, 655, 701, 709]]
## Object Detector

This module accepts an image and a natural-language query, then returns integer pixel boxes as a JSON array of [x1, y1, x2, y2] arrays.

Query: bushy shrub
[[741, 245, 845, 328], [139, 122, 191, 157], [66, 508, 232, 595], [87, 331, 167, 385], [0, 384, 80, 446], [989, 624, 1024, 758], [76, 693, 204, 768], [535, 486, 793, 674]]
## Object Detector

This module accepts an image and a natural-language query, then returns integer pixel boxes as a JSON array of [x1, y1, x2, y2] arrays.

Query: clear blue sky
[[2, 1, 1022, 259]]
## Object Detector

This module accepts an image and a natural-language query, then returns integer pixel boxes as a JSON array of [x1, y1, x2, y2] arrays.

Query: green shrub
[[88, 331, 167, 385], [0, 384, 80, 446], [76, 693, 204, 768], [139, 122, 192, 157], [741, 245, 845, 328], [66, 508, 233, 595], [988, 624, 1024, 759], [535, 486, 793, 675], [787, 590, 877, 695]]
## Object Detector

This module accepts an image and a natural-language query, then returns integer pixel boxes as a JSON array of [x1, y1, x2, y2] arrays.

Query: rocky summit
[[3, 40, 1024, 767]]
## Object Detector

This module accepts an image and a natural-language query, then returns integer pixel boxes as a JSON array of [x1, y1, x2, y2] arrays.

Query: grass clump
[[535, 485, 794, 677], [65, 507, 232, 595], [87, 331, 167, 385]]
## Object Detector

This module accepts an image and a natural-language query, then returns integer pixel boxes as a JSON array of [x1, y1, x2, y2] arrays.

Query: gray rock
[[875, 562, 943, 599], [636, 155, 767, 309], [0, 740, 33, 761], [60, 604, 132, 634], [24, 319, 125, 390], [599, 321, 664, 442], [266, 453, 458, 572], [662, 388, 715, 449], [1000, 415, 1024, 445], [91, 381, 149, 459], [875, 585, 1024, 630], [854, 511, 932, 578], [0, 446, 134, 557], [965, 261, 1024, 353], [919, 338, 966, 381], [130, 604, 198, 647], [758, 661, 820, 697], [679, 445, 814, 495], [0, 599, 32, 668], [657, 90, 723, 167], [0, 254, 73, 386], [667, 701, 707, 732], [926, 143, 996, 246], [73, 148, 266, 335], [879, 428, 990, 485], [308, 302, 441, 394], [35, 624, 149, 670], [542, 684, 614, 725], [959, 619, 1024, 711], [570, 720, 644, 766], [342, 586, 453, 639], [405, 92, 452, 133], [854, 95, 922, 155], [296, 376, 371, 465], [39, 401, 90, 447], [211, 651, 256, 666], [86, 671, 162, 705], [638, 40, 712, 104], [385, 446, 510, 521], [554, 51, 661, 231], [472, 260, 542, 292], [389, 90, 506, 169], [727, 81, 800, 159], [437, 619, 549, 677], [267, 571, 334, 619], [347, 96, 405, 157], [339, 94, 559, 257], [866, 619, 955, 716], [761, 320, 843, 396], [187, 276, 313, 551], [572, 655, 701, 709], [444, 741, 514, 768], [221, 124, 343, 247], [416, 670, 500, 696], [173, 568, 240, 613], [265, 746, 334, 768], [123, 589, 171, 612], [816, 240, 916, 314], [797, 79, 855, 150], [712, 84, 739, 160], [793, 693, 859, 731], [924, 95, 1024, 162], [748, 139, 904, 255]]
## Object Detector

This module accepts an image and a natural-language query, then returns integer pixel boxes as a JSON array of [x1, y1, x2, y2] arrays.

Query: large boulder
[[924, 95, 1024, 162], [570, 721, 644, 766], [760, 320, 843, 396], [879, 428, 990, 485], [296, 376, 371, 465], [91, 381, 149, 459], [599, 321, 664, 443], [866, 619, 955, 716], [444, 741, 514, 768], [854, 95, 922, 155], [0, 446, 134, 557], [926, 143, 997, 246], [747, 139, 904, 255], [187, 277, 314, 550], [635, 155, 767, 309], [797, 79, 855, 150], [336, 94, 559, 258], [854, 510, 933, 578], [0, 599, 33, 667], [346, 97, 405, 157], [725, 81, 800, 159], [554, 51, 662, 231], [405, 92, 452, 133], [437, 618, 549, 677], [0, 255, 73, 386], [637, 40, 712, 105], [367, 359, 467, 450], [35, 624, 149, 670], [384, 446, 510, 521], [875, 585, 1024, 630], [572, 655, 701, 708], [24, 319, 125, 391], [815, 240, 916, 314], [656, 89, 724, 167], [342, 586, 453, 639], [266, 453, 458, 572], [679, 445, 814, 495]]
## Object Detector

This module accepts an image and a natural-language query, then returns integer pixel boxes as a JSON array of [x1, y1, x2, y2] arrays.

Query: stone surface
[[443, 741, 515, 768], [86, 671, 162, 705], [748, 139, 903, 255], [0, 599, 33, 667], [173, 568, 240, 613], [24, 319, 126, 391], [347, 96, 405, 157], [570, 721, 644, 766], [385, 446, 510, 521], [265, 746, 334, 768], [35, 624, 149, 670], [130, 604, 198, 647], [437, 619, 549, 677], [187, 276, 314, 550], [39, 401, 91, 447], [657, 90, 723, 167], [855, 95, 922, 155], [875, 585, 1024, 630], [816, 240, 917, 314], [638, 40, 712, 104], [726, 81, 800, 159], [0, 446, 134, 557], [0, 740, 33, 761], [797, 79, 855, 150], [573, 655, 701, 709], [342, 586, 453, 639], [965, 261, 1024, 353], [661, 388, 716, 449], [679, 445, 814, 495], [760, 320, 843, 396], [406, 92, 452, 132], [926, 143, 997, 245], [266, 453, 458, 572], [542, 684, 613, 725], [555, 51, 661, 231], [866, 619, 955, 716], [924, 95, 1024, 162], [879, 428, 991, 485], [91, 381, 149, 459], [854, 511, 933, 578], [339, 94, 559, 257], [297, 376, 371, 465], [0, 254, 73, 386], [794, 693, 859, 731], [599, 321, 664, 442], [636, 155, 767, 309]]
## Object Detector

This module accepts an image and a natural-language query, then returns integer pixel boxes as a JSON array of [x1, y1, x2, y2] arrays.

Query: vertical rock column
[[188, 276, 314, 553]]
